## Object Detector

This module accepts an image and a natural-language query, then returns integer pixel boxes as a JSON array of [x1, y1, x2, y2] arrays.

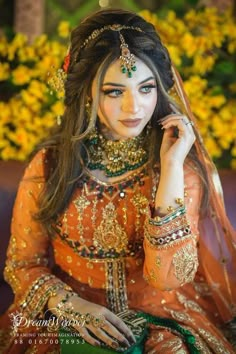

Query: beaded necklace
[[85, 127, 150, 177]]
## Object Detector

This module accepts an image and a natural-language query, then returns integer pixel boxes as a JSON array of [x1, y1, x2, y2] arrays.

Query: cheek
[[99, 99, 120, 123], [103, 101, 115, 118], [146, 94, 157, 114]]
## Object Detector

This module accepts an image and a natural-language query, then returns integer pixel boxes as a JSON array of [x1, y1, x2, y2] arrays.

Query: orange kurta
[[0, 149, 235, 353]]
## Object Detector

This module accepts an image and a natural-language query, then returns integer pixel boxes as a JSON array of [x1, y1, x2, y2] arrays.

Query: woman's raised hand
[[48, 291, 136, 350], [159, 109, 196, 166]]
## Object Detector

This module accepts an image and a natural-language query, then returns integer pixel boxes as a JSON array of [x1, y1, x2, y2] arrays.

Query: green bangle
[[149, 206, 186, 226]]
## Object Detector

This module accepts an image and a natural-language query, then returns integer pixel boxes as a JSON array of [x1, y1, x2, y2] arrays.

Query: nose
[[122, 92, 140, 114]]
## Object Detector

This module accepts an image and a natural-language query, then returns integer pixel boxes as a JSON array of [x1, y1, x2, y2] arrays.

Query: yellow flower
[[33, 34, 48, 48], [35, 55, 61, 78], [12, 65, 32, 85], [231, 146, 236, 157], [18, 45, 36, 62], [139, 10, 159, 28], [228, 40, 236, 54], [166, 45, 182, 66], [0, 62, 10, 81], [183, 76, 208, 97], [204, 136, 222, 158], [7, 33, 28, 61], [19, 106, 34, 122], [58, 21, 70, 38], [1, 145, 20, 161], [51, 101, 64, 117], [27, 80, 48, 101], [231, 159, 236, 170], [181, 33, 197, 57], [193, 54, 216, 75], [0, 102, 11, 124]]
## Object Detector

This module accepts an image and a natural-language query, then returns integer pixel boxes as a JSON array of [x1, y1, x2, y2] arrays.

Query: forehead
[[102, 57, 154, 84]]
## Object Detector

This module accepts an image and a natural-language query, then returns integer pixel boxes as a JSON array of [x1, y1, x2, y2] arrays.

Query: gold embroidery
[[66, 256, 72, 263], [91, 198, 98, 228], [155, 256, 161, 268], [150, 332, 164, 343], [176, 292, 205, 314], [24, 227, 32, 234], [143, 268, 158, 283], [131, 191, 149, 236], [163, 306, 194, 324], [73, 187, 91, 244], [122, 197, 128, 226], [105, 259, 128, 313], [198, 328, 230, 354], [145, 234, 193, 250], [198, 328, 231, 354], [193, 281, 212, 296], [161, 337, 184, 352], [93, 202, 128, 252], [25, 345, 38, 354], [172, 243, 198, 284], [182, 325, 211, 354]]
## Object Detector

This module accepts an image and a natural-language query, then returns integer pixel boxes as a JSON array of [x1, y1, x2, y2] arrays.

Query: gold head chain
[[79, 24, 143, 78], [47, 24, 143, 125]]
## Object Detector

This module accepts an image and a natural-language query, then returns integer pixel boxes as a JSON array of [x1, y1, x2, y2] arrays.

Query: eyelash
[[140, 84, 156, 93], [102, 84, 156, 97]]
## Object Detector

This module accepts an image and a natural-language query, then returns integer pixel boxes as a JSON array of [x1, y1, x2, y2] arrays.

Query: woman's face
[[92, 57, 157, 140]]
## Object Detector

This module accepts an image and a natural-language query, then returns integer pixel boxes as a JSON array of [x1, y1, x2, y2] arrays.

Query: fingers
[[69, 309, 135, 350], [97, 320, 132, 347], [107, 312, 136, 344], [76, 327, 101, 347], [73, 320, 132, 350], [160, 115, 195, 137]]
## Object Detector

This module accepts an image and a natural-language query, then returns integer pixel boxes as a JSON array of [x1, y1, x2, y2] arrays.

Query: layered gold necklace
[[85, 127, 150, 177]]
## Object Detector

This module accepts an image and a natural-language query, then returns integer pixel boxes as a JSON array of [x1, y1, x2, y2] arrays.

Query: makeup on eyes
[[101, 82, 156, 97]]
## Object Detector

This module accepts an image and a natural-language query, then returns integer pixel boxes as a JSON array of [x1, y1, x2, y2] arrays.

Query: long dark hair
[[34, 9, 208, 232]]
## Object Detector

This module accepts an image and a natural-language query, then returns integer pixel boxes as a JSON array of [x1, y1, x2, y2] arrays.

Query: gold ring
[[92, 316, 105, 328]]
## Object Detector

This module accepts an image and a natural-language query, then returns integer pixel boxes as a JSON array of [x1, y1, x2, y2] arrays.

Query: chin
[[118, 128, 145, 140]]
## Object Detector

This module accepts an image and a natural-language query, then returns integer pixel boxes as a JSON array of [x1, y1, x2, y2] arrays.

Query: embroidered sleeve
[[3, 150, 69, 319], [143, 164, 202, 290]]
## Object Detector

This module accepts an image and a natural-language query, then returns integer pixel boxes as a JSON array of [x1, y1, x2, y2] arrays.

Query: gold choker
[[86, 128, 149, 177]]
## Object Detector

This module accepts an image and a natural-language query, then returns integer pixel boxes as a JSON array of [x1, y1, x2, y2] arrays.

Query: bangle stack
[[150, 205, 186, 226], [19, 274, 72, 320], [145, 198, 192, 248]]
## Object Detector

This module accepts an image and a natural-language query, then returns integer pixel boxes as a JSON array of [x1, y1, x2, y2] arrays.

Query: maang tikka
[[79, 24, 143, 78]]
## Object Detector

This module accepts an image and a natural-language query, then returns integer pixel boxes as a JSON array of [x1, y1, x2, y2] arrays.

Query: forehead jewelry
[[79, 24, 143, 78]]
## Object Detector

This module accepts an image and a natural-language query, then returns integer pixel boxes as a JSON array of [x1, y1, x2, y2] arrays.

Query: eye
[[102, 89, 123, 97], [140, 84, 156, 94]]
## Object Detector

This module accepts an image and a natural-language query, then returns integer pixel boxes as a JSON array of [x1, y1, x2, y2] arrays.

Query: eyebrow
[[102, 76, 155, 87]]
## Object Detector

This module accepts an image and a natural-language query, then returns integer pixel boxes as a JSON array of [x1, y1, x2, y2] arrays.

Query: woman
[[0, 8, 235, 354]]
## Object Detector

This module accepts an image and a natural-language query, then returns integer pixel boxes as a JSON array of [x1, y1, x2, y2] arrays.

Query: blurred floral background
[[0, 0, 236, 168]]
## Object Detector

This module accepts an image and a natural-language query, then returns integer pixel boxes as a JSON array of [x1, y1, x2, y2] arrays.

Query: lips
[[120, 119, 142, 128]]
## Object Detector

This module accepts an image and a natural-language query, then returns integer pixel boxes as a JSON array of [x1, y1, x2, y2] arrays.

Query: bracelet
[[55, 292, 105, 328], [147, 213, 188, 237], [56, 291, 76, 314], [150, 206, 186, 226], [145, 224, 191, 247]]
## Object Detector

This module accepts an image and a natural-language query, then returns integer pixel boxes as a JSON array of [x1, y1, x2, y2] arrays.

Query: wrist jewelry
[[151, 206, 186, 226], [55, 292, 105, 329]]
